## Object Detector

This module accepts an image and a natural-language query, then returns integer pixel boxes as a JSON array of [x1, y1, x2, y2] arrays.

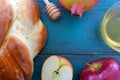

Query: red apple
[[80, 58, 120, 80]]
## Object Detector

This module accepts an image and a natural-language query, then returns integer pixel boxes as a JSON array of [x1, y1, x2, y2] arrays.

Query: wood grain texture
[[32, 55, 120, 80], [37, 0, 120, 55], [32, 0, 120, 80]]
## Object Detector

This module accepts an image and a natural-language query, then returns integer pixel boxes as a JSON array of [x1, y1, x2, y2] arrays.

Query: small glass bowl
[[101, 2, 120, 52]]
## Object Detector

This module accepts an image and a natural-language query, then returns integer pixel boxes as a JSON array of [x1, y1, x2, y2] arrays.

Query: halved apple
[[41, 56, 73, 80]]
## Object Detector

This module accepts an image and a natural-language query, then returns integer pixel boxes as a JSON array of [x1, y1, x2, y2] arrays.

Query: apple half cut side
[[41, 56, 73, 80]]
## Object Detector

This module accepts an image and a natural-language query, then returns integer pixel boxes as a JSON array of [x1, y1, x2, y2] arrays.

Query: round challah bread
[[0, 0, 47, 80]]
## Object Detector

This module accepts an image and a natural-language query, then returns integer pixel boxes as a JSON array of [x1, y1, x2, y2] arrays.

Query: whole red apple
[[80, 58, 120, 80]]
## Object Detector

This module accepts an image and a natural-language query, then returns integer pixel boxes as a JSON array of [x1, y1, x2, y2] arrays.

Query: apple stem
[[86, 63, 96, 69], [86, 63, 102, 72]]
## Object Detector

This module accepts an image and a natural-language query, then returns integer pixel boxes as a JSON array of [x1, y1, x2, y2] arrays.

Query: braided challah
[[0, 0, 47, 79]]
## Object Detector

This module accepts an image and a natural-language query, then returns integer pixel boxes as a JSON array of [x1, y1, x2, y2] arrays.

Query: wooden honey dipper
[[43, 0, 61, 20]]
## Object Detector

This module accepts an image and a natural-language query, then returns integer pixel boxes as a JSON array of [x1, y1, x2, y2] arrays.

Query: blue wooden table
[[32, 0, 120, 80]]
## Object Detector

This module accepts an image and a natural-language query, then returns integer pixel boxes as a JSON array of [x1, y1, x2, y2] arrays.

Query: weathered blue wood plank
[[32, 0, 120, 80], [32, 54, 120, 80], [36, 0, 120, 54]]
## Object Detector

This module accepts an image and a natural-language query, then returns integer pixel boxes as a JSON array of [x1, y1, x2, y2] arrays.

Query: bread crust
[[0, 0, 14, 48], [32, 21, 47, 58], [0, 36, 33, 80], [0, 0, 47, 79]]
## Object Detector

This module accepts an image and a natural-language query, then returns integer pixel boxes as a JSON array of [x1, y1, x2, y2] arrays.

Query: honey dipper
[[43, 0, 61, 20]]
